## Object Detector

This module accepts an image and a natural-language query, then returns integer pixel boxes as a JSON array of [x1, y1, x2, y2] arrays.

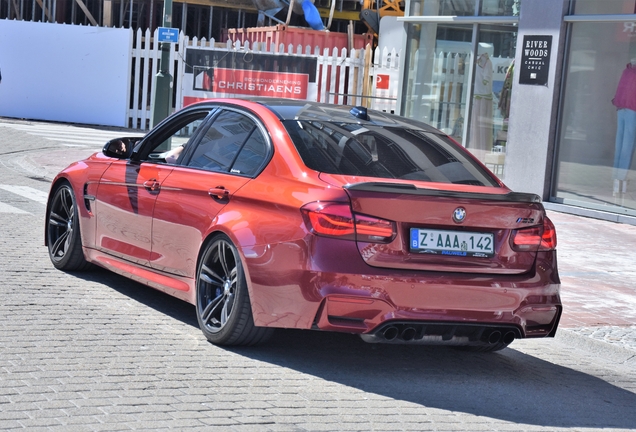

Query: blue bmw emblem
[[452, 207, 467, 223]]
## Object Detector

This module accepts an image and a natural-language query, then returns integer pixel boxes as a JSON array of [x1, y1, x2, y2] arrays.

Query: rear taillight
[[511, 216, 557, 252], [301, 202, 396, 243], [540, 216, 557, 250]]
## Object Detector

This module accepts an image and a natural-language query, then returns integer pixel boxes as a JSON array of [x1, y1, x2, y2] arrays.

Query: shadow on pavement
[[77, 269, 636, 429], [73, 267, 199, 328], [234, 330, 636, 429]]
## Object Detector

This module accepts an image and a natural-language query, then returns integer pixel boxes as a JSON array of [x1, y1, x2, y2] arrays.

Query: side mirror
[[102, 137, 138, 159]]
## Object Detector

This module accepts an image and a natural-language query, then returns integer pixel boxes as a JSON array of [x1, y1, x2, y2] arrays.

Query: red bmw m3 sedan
[[45, 98, 561, 351]]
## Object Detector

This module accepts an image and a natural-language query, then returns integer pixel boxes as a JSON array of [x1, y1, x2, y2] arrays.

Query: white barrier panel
[[0, 20, 131, 127]]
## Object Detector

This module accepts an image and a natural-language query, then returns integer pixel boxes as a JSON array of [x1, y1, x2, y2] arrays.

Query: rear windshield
[[283, 120, 499, 187]]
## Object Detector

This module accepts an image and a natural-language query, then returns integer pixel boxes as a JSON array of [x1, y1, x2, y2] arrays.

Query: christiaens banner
[[182, 47, 318, 106]]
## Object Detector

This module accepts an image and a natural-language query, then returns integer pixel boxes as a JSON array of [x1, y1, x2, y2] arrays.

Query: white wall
[[0, 20, 131, 127]]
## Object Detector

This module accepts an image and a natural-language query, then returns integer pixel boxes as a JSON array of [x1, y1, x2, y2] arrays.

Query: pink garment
[[613, 63, 636, 112]]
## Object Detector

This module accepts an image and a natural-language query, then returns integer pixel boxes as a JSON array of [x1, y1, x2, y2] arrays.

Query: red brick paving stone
[[547, 210, 636, 328]]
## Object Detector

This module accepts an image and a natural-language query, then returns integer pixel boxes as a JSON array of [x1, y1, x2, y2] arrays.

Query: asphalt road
[[1, 119, 635, 431]]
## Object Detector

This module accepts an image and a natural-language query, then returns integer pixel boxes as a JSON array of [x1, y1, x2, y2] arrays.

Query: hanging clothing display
[[498, 60, 514, 120], [612, 62, 636, 184], [470, 53, 494, 158]]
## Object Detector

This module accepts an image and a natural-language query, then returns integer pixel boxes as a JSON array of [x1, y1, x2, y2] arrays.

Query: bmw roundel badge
[[452, 207, 467, 224]]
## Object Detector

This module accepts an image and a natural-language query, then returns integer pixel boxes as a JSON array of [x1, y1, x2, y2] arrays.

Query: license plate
[[410, 228, 494, 257]]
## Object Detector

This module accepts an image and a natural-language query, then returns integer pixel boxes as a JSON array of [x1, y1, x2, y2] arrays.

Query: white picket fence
[[127, 28, 401, 130], [127, 29, 510, 134]]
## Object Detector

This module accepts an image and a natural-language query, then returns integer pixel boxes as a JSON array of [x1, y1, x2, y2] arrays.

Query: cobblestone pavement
[[1, 119, 635, 431], [546, 210, 636, 353]]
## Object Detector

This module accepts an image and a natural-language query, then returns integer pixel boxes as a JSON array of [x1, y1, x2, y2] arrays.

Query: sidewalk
[[546, 210, 636, 353], [20, 142, 636, 355]]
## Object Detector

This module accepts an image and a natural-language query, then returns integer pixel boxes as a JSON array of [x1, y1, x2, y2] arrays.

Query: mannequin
[[470, 51, 494, 161], [611, 60, 636, 197]]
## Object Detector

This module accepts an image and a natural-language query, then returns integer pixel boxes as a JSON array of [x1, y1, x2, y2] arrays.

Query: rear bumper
[[244, 237, 562, 340], [313, 290, 562, 341]]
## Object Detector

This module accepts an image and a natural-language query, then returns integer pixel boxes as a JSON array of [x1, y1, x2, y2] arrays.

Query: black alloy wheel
[[46, 182, 91, 271], [196, 234, 273, 346]]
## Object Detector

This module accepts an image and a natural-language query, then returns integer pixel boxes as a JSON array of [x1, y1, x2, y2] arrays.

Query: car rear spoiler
[[344, 182, 542, 204]]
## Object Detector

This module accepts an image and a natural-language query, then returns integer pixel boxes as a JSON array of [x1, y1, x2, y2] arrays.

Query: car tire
[[196, 234, 274, 346], [46, 182, 92, 271]]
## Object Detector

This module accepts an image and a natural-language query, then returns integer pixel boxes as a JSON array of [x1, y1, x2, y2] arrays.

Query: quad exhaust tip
[[401, 327, 417, 341], [503, 331, 516, 345], [368, 322, 520, 346], [487, 330, 502, 344], [383, 326, 399, 341], [484, 330, 516, 345]]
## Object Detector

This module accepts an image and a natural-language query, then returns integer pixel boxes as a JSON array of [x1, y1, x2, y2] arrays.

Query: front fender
[[45, 153, 114, 250]]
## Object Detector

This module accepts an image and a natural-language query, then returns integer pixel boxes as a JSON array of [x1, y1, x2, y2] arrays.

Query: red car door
[[93, 162, 174, 266], [150, 168, 251, 277], [93, 106, 214, 266], [149, 108, 271, 277]]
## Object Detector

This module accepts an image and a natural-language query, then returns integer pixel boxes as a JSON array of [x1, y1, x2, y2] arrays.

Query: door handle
[[143, 180, 160, 191], [209, 186, 230, 201]]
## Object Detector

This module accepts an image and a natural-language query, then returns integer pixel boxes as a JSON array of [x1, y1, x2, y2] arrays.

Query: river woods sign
[[519, 35, 552, 86]]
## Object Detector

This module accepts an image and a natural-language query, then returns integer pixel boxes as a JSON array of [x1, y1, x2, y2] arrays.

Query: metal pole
[[181, 1, 187, 32], [151, 0, 174, 128], [208, 6, 213, 40]]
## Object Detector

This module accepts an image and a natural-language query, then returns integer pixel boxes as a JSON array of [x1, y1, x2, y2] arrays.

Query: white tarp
[[0, 20, 131, 127]]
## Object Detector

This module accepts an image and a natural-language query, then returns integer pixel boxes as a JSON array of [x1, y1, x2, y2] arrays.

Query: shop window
[[553, 21, 636, 215], [408, 0, 520, 17], [573, 0, 636, 15], [469, 28, 516, 167], [481, 0, 520, 16], [409, 0, 477, 16], [402, 21, 517, 173]]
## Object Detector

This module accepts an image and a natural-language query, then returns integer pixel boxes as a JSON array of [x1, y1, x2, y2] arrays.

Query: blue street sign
[[157, 27, 179, 43]]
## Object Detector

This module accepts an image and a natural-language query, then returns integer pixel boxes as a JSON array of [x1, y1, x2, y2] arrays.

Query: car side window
[[141, 110, 212, 163], [230, 129, 268, 176], [185, 110, 267, 176]]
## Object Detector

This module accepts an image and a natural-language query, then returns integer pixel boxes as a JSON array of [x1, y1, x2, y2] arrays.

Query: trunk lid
[[341, 181, 545, 275]]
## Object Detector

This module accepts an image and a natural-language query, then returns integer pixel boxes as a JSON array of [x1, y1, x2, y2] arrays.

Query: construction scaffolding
[[0, 0, 373, 40]]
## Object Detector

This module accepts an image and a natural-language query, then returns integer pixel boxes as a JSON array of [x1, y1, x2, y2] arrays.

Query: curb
[[556, 328, 636, 367]]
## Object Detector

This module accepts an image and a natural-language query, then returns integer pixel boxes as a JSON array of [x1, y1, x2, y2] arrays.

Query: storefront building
[[397, 0, 636, 225]]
